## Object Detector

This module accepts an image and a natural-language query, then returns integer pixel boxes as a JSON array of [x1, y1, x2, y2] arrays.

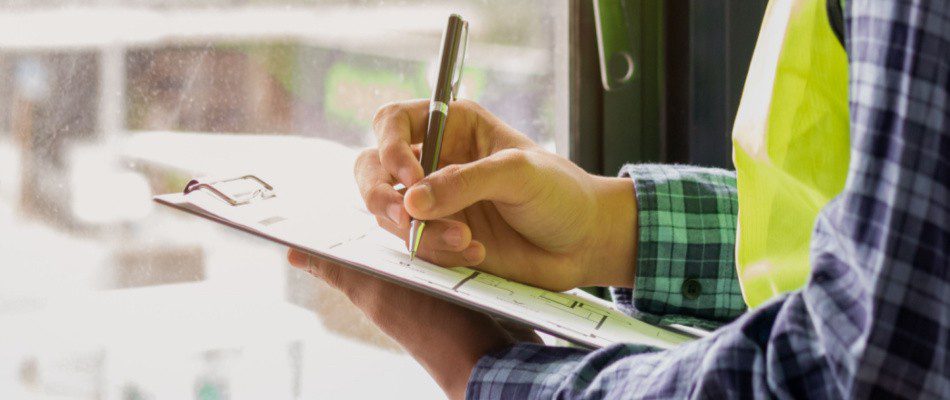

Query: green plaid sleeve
[[610, 164, 746, 329]]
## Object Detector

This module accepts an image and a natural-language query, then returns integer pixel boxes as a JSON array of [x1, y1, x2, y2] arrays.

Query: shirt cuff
[[615, 164, 746, 328]]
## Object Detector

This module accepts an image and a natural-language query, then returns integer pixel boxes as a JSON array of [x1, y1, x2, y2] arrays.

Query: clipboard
[[154, 174, 701, 349]]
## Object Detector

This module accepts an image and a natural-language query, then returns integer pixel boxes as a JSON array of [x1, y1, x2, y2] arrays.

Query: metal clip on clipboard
[[184, 175, 276, 206]]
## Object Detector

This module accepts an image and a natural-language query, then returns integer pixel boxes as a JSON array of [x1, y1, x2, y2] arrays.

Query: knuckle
[[356, 147, 376, 163], [372, 102, 402, 127], [354, 148, 376, 173], [454, 98, 474, 111], [379, 139, 400, 158], [456, 99, 485, 126], [498, 149, 539, 191], [456, 98, 484, 114], [499, 148, 530, 170], [378, 148, 407, 171]]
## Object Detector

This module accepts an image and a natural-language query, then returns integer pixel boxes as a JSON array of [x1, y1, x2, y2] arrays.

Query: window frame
[[568, 0, 665, 176], [568, 0, 766, 173]]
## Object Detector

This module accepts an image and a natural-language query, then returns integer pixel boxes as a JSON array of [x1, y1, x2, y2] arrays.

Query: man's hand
[[287, 99, 638, 397], [287, 249, 539, 400], [359, 99, 638, 290]]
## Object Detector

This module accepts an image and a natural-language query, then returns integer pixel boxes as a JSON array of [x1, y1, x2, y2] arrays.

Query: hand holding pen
[[357, 16, 637, 291]]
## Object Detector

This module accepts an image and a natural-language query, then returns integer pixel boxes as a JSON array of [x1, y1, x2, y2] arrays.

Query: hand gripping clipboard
[[154, 175, 702, 349]]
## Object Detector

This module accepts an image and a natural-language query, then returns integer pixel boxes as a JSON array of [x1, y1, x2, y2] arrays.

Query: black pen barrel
[[420, 111, 447, 176]]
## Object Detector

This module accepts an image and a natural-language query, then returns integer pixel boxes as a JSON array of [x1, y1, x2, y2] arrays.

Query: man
[[288, 0, 948, 398]]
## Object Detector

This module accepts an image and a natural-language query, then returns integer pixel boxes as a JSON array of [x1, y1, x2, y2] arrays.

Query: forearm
[[345, 277, 517, 400], [375, 298, 514, 399], [288, 250, 516, 400]]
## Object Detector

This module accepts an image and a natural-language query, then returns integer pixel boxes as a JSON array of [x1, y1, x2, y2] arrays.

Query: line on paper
[[452, 271, 480, 291]]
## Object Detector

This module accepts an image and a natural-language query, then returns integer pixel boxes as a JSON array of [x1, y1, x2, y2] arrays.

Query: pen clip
[[451, 20, 469, 100]]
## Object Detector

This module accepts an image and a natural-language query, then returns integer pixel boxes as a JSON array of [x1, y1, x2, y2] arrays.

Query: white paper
[[155, 186, 698, 349]]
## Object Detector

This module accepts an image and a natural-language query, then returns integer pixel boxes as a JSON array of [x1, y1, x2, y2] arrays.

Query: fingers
[[288, 249, 392, 312], [372, 99, 500, 186], [415, 242, 486, 269], [477, 247, 580, 292], [355, 149, 408, 227], [373, 100, 429, 186], [404, 149, 537, 220], [375, 216, 486, 266], [288, 249, 354, 291], [356, 144, 488, 267]]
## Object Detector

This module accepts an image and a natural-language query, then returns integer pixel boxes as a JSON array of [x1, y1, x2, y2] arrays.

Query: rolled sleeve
[[614, 164, 745, 329]]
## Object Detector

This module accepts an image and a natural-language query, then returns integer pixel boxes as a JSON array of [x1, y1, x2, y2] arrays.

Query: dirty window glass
[[0, 1, 568, 398]]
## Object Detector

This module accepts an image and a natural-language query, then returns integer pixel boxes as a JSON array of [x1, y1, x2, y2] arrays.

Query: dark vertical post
[[569, 0, 605, 175]]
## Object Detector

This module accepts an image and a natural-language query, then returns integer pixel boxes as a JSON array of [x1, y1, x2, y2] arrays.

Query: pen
[[409, 14, 469, 261]]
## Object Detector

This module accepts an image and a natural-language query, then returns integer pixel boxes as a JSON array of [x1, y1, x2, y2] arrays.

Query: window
[[0, 1, 568, 398]]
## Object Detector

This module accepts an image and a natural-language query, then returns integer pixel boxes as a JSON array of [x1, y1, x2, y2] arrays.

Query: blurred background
[[0, 1, 568, 399]]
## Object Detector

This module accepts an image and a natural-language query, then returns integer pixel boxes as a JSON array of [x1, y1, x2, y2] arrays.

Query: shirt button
[[682, 279, 702, 300]]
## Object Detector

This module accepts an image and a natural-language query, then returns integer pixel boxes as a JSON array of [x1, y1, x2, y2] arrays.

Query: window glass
[[0, 1, 568, 398]]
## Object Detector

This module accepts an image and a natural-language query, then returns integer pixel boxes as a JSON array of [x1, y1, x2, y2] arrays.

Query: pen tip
[[407, 220, 425, 262]]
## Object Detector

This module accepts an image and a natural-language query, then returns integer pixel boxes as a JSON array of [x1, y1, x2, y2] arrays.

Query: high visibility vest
[[732, 0, 850, 308]]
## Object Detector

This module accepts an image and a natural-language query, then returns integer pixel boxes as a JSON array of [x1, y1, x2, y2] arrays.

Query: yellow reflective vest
[[732, 0, 850, 307]]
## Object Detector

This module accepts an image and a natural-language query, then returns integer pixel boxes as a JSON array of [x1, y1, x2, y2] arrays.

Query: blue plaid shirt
[[467, 1, 949, 398]]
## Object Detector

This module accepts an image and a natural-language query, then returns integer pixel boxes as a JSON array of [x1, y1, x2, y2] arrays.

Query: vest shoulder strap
[[827, 0, 846, 47]]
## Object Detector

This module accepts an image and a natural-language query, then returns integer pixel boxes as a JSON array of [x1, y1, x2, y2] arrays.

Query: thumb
[[404, 149, 537, 220]]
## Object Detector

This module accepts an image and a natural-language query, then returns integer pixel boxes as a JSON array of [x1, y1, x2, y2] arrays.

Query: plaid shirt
[[611, 164, 746, 331], [467, 1, 949, 398]]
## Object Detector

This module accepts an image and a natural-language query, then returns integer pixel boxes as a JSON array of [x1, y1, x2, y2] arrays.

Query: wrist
[[376, 298, 513, 400], [585, 176, 638, 288], [416, 314, 513, 400]]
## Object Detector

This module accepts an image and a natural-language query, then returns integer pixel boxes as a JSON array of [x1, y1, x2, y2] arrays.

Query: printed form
[[156, 186, 696, 349]]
